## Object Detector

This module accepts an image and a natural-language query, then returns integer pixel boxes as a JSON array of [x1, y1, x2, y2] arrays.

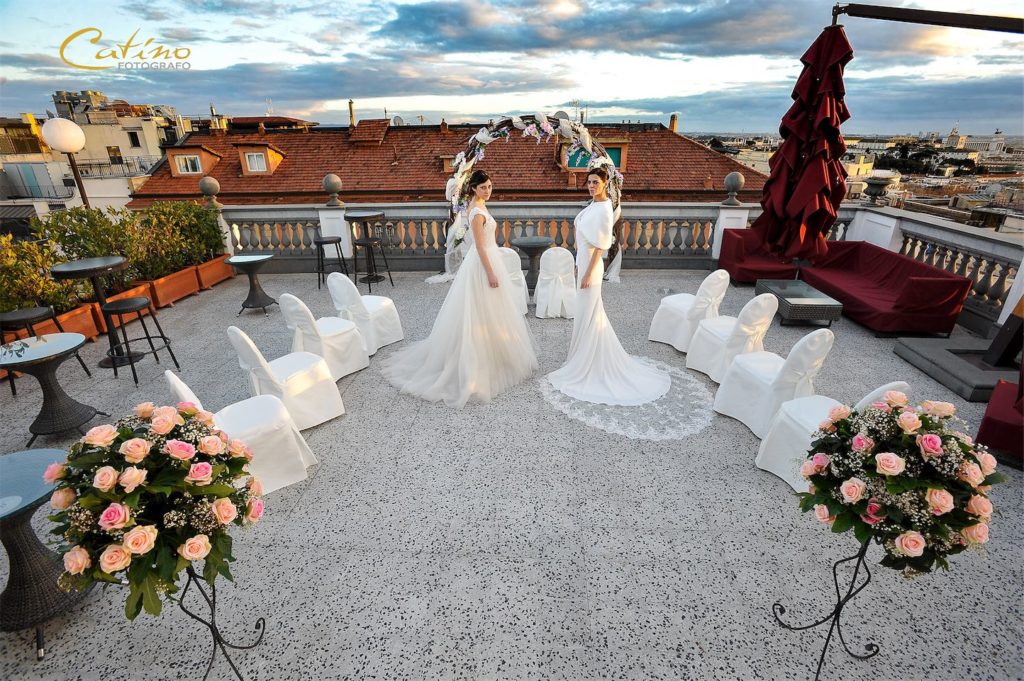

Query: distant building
[[850, 138, 896, 152], [944, 124, 967, 149]]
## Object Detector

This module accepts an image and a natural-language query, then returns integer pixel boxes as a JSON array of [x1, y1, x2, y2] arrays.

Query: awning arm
[[831, 3, 1023, 34]]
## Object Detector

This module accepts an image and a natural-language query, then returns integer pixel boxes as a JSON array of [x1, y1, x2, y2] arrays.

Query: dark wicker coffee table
[[1, 448, 94, 659], [226, 254, 277, 316], [755, 279, 843, 327]]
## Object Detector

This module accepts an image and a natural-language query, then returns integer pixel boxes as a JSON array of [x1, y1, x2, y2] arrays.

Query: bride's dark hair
[[460, 169, 491, 204], [586, 166, 610, 183]]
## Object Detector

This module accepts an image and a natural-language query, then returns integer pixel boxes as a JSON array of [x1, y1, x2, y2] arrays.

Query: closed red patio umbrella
[[752, 25, 854, 262]]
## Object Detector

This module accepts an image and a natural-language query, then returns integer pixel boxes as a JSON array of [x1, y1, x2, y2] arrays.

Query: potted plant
[[134, 204, 201, 308], [173, 202, 234, 289]]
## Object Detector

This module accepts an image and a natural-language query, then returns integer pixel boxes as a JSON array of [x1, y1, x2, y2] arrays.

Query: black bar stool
[[99, 297, 180, 385], [0, 306, 91, 396], [351, 230, 394, 294], [313, 227, 348, 289]]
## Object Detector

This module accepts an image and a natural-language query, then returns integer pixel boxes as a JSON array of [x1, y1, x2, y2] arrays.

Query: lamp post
[[41, 118, 89, 208]]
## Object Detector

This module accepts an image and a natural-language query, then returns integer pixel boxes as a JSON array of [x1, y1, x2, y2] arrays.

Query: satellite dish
[[553, 110, 570, 120], [392, 115, 404, 126]]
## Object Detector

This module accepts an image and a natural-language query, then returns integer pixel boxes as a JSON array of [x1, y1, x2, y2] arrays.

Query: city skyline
[[0, 0, 1021, 135]]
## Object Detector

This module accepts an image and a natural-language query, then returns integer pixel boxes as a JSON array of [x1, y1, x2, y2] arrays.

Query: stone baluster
[[682, 221, 695, 255]]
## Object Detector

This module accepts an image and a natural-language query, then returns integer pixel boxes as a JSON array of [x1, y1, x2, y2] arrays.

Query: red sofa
[[717, 229, 798, 283], [798, 241, 971, 335], [976, 377, 1023, 467]]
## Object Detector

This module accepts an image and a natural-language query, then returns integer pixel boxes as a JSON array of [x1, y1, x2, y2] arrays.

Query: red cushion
[[976, 380, 1024, 461]]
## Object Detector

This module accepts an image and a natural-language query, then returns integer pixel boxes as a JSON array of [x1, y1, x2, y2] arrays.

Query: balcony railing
[[77, 156, 161, 178]]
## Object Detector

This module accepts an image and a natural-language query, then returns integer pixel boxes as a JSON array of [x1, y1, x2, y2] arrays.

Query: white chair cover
[[648, 269, 730, 351], [534, 247, 576, 319], [326, 272, 404, 355], [714, 328, 835, 438], [280, 293, 369, 380], [755, 380, 911, 492], [498, 247, 529, 315], [225, 326, 345, 430], [685, 293, 778, 383], [164, 371, 317, 495]]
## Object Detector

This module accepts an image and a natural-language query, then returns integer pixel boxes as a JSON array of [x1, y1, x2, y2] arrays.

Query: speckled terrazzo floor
[[1, 269, 1021, 680]]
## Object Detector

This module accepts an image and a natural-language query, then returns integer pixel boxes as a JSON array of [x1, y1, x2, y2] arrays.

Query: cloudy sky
[[0, 0, 1021, 134]]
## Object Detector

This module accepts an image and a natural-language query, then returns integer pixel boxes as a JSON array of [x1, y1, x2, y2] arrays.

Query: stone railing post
[[199, 176, 233, 256], [845, 207, 903, 251], [998, 254, 1024, 326], [318, 174, 351, 258], [712, 173, 750, 259]]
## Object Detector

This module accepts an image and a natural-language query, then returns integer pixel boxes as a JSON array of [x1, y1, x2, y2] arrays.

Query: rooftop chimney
[[257, 121, 266, 135], [669, 113, 678, 133], [440, 118, 448, 134], [348, 99, 355, 129]]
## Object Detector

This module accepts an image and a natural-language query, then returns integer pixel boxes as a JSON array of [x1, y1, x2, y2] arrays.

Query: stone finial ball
[[724, 171, 745, 193], [198, 176, 220, 196], [323, 174, 343, 194]]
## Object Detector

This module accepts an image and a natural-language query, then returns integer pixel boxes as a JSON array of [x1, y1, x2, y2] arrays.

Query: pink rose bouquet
[[45, 405, 264, 619], [799, 397, 1005, 574]]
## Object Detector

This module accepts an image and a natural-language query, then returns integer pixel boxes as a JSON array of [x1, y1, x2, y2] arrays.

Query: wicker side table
[[755, 279, 843, 327]]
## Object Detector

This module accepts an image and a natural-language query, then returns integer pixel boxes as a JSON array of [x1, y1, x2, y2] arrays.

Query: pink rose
[[799, 461, 817, 479], [215, 429, 230, 443], [150, 415, 175, 436], [811, 452, 830, 472], [198, 435, 225, 456], [860, 512, 883, 526], [926, 488, 954, 515], [860, 498, 885, 525], [184, 462, 214, 486], [122, 525, 158, 555], [818, 420, 836, 433], [82, 424, 118, 448], [97, 502, 131, 531], [243, 445, 254, 462], [43, 462, 66, 484], [63, 545, 91, 575], [966, 494, 993, 520], [894, 531, 926, 557], [955, 433, 974, 445], [99, 544, 132, 573], [152, 405, 180, 421], [976, 451, 997, 477], [195, 410, 216, 427], [896, 411, 922, 434], [840, 477, 866, 504], [813, 504, 835, 525], [212, 498, 238, 525], [134, 402, 155, 418], [865, 499, 883, 517], [50, 488, 75, 510], [164, 440, 196, 461], [875, 452, 906, 476], [244, 498, 264, 524], [118, 437, 151, 464], [92, 465, 119, 493], [920, 400, 956, 418], [884, 390, 908, 407], [178, 534, 212, 561], [247, 477, 264, 496], [828, 405, 852, 422], [916, 434, 945, 459], [176, 401, 199, 416], [118, 466, 147, 493], [869, 401, 892, 413], [851, 433, 875, 453], [959, 462, 984, 488], [962, 523, 989, 545], [228, 439, 248, 458]]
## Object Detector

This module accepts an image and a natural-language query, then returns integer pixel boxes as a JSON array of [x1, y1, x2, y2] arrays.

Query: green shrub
[[0, 234, 82, 313], [32, 207, 136, 293]]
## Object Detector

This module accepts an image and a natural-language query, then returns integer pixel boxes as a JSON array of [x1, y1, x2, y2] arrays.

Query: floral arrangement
[[45, 402, 264, 619], [798, 391, 1005, 574]]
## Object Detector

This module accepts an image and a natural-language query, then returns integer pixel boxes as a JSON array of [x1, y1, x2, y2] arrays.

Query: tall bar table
[[51, 256, 137, 368]]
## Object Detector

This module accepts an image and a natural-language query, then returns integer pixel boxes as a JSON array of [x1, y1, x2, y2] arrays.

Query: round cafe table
[[511, 236, 553, 294], [50, 256, 138, 369], [0, 333, 106, 446], [226, 254, 277, 316], [1, 448, 94, 660]]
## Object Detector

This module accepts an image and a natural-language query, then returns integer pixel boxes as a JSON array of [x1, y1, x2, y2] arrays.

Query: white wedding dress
[[382, 206, 538, 408], [548, 200, 670, 406]]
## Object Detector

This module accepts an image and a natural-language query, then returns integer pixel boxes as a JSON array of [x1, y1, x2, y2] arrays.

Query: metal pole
[[65, 152, 90, 208], [833, 3, 1023, 34]]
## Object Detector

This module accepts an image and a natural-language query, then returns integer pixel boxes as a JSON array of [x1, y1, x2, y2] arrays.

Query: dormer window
[[245, 152, 267, 172], [176, 155, 201, 174]]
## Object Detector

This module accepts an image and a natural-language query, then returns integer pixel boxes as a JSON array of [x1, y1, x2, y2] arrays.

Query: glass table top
[[0, 448, 65, 519], [756, 280, 841, 305], [0, 333, 86, 368], [226, 255, 274, 264], [51, 256, 128, 279]]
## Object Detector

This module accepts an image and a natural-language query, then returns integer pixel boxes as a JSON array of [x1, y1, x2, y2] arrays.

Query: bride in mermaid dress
[[381, 170, 538, 408]]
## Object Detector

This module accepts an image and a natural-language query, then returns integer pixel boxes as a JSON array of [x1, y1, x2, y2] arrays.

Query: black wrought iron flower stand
[[772, 539, 879, 681], [178, 566, 265, 681]]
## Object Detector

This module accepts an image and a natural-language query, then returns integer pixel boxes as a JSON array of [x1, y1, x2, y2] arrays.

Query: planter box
[[195, 254, 234, 289], [146, 267, 200, 308], [93, 284, 152, 332]]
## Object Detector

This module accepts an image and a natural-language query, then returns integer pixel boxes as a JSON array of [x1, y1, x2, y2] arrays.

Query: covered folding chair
[[756, 381, 911, 492], [164, 371, 317, 495], [280, 293, 368, 381], [685, 293, 778, 383], [714, 328, 835, 438], [534, 247, 576, 319], [225, 326, 345, 430], [649, 269, 730, 351], [325, 272, 403, 355], [498, 247, 529, 315]]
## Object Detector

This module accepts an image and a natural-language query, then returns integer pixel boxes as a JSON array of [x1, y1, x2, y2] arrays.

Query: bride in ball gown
[[548, 165, 670, 405], [382, 170, 538, 408]]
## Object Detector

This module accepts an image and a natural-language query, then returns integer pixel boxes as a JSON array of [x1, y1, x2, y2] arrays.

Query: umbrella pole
[[831, 3, 1023, 34]]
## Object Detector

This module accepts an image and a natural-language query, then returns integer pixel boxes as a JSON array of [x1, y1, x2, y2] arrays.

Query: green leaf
[[831, 512, 855, 534], [984, 472, 1008, 485], [122, 489, 142, 508], [885, 477, 931, 495], [853, 520, 873, 545], [77, 494, 106, 510], [125, 583, 144, 620], [187, 483, 236, 498], [66, 450, 109, 469], [141, 576, 162, 616]]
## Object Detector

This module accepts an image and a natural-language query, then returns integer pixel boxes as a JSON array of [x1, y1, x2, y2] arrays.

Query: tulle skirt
[[382, 247, 539, 408]]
